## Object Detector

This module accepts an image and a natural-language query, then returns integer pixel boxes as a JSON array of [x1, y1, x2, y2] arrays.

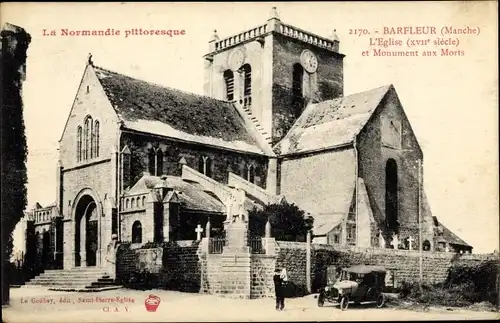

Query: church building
[[26, 7, 472, 272]]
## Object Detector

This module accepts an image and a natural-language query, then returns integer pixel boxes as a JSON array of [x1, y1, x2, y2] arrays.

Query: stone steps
[[23, 268, 120, 292], [242, 107, 272, 144]]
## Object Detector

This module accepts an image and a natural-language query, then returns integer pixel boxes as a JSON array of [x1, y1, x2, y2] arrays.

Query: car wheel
[[376, 294, 385, 308], [317, 293, 325, 307], [340, 296, 349, 311]]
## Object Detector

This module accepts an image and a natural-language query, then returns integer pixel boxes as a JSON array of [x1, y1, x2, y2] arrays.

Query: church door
[[86, 219, 98, 266], [74, 194, 99, 267], [41, 231, 50, 270]]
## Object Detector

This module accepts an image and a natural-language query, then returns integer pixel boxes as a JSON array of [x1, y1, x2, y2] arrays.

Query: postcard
[[1, 2, 498, 322]]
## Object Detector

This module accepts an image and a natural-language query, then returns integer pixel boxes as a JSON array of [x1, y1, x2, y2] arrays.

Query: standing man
[[273, 268, 284, 310]]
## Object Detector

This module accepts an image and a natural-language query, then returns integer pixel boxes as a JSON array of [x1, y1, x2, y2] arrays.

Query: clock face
[[228, 49, 246, 71], [300, 49, 318, 73]]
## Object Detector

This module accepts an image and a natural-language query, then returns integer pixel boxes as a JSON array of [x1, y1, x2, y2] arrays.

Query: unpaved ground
[[3, 287, 499, 322]]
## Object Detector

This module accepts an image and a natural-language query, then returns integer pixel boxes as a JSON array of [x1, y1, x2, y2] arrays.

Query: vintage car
[[317, 265, 386, 310]]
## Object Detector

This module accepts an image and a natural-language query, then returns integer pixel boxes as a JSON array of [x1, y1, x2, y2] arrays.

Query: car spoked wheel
[[376, 295, 385, 308], [317, 293, 325, 307], [340, 296, 349, 311]]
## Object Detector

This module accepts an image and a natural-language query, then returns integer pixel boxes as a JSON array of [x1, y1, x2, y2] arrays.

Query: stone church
[[26, 7, 472, 272]]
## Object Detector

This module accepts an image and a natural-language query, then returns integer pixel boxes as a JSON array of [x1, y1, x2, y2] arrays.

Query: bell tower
[[203, 7, 345, 146]]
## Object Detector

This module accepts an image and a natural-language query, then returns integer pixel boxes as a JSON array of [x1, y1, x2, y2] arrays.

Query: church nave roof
[[93, 66, 266, 155]]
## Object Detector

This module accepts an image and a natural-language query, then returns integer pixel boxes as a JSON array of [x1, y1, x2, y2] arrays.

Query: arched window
[[241, 64, 252, 108], [223, 70, 234, 101], [156, 149, 164, 176], [77, 126, 82, 161], [148, 148, 156, 175], [136, 197, 140, 208], [292, 63, 305, 118], [94, 120, 100, 158], [142, 196, 146, 206], [125, 199, 130, 209], [385, 158, 399, 232], [246, 164, 255, 183], [423, 240, 431, 251], [198, 156, 212, 178], [84, 116, 93, 160], [132, 221, 142, 243]]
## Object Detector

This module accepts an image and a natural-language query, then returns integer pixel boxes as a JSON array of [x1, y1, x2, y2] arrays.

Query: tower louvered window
[[224, 70, 234, 101], [241, 64, 252, 108], [292, 63, 305, 118]]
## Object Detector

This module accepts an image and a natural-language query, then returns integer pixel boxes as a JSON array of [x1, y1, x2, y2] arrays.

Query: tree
[[1, 24, 31, 305], [248, 201, 313, 241]]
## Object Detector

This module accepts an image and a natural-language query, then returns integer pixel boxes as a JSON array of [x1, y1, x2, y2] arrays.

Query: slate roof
[[433, 216, 472, 248], [93, 66, 265, 155], [126, 175, 225, 214], [312, 213, 344, 236], [125, 174, 263, 214], [275, 85, 392, 155]]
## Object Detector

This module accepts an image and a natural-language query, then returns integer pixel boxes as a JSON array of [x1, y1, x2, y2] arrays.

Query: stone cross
[[195, 224, 204, 241], [391, 234, 399, 249], [407, 236, 415, 250]]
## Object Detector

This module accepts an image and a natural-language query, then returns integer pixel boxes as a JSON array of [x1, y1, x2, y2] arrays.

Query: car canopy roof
[[344, 265, 386, 274]]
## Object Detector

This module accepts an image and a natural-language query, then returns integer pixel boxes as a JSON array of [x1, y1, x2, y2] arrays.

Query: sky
[[2, 2, 498, 253]]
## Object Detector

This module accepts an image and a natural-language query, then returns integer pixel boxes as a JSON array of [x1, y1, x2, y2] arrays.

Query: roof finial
[[210, 29, 219, 42], [332, 29, 340, 42], [87, 53, 93, 66], [269, 6, 280, 20]]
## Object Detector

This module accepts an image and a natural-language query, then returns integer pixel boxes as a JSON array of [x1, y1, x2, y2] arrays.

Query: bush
[[398, 260, 499, 307], [248, 202, 313, 241], [399, 281, 473, 307], [123, 269, 158, 290]]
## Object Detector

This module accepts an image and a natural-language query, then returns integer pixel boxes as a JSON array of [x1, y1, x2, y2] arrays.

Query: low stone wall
[[310, 244, 499, 290], [250, 255, 275, 298], [115, 243, 136, 284], [115, 241, 202, 292], [201, 254, 222, 295], [161, 242, 201, 292], [116, 239, 497, 298], [276, 241, 309, 296], [202, 252, 252, 299]]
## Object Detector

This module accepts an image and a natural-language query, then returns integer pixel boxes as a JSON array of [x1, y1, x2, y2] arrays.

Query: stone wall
[[115, 239, 497, 299], [260, 242, 499, 295], [275, 241, 308, 296], [357, 87, 433, 245], [250, 255, 276, 298], [115, 241, 202, 292], [311, 245, 498, 290], [121, 132, 269, 190], [115, 243, 137, 284], [161, 242, 201, 292]]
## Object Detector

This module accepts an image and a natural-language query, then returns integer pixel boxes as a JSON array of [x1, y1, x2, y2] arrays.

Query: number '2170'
[[349, 29, 369, 36]]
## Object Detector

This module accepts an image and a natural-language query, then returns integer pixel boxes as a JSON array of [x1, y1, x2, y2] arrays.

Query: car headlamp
[[325, 287, 330, 291]]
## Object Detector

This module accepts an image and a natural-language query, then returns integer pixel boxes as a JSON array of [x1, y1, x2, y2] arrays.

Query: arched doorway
[[41, 230, 50, 269], [132, 221, 142, 243], [75, 195, 99, 267], [385, 159, 399, 232]]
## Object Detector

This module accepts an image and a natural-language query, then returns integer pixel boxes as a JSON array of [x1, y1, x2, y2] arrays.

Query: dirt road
[[3, 287, 498, 322]]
